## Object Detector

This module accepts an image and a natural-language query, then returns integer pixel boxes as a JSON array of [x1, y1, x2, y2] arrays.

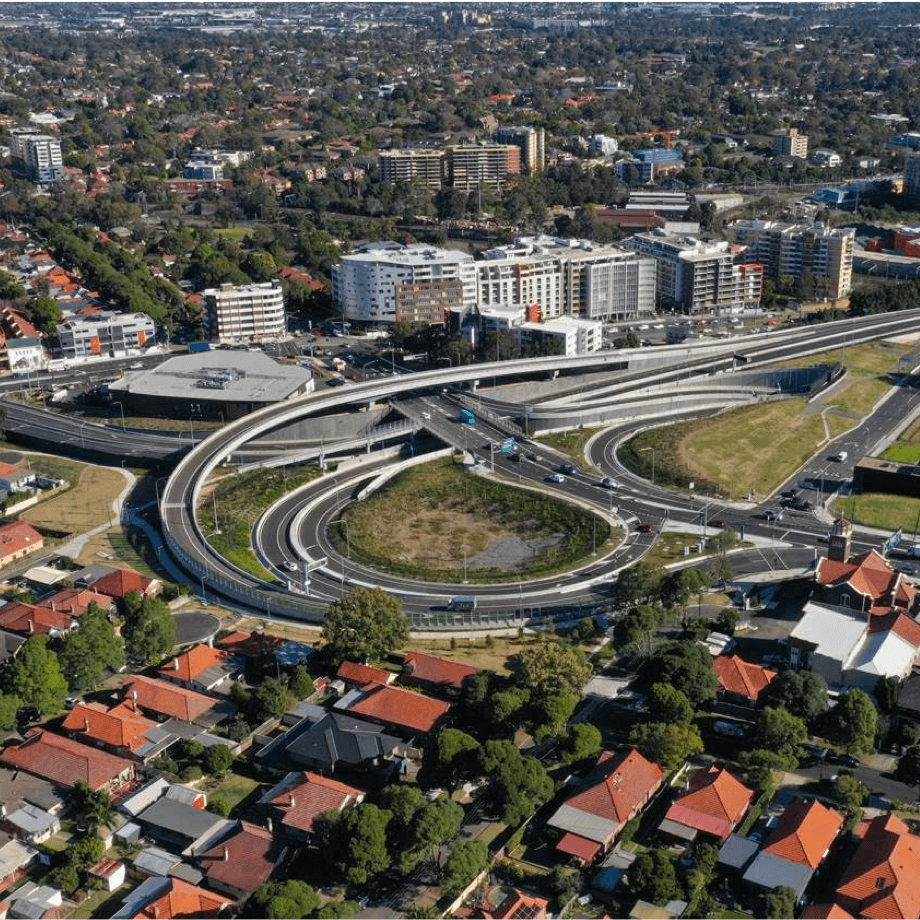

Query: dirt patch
[[21, 464, 125, 534], [466, 534, 564, 569]]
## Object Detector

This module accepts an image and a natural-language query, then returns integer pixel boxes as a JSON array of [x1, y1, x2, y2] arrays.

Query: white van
[[831, 451, 848, 462]]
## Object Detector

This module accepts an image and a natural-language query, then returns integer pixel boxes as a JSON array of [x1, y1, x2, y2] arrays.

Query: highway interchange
[[148, 308, 920, 625]]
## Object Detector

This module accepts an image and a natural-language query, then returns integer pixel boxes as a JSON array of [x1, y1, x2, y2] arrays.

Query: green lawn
[[205, 771, 262, 816], [833, 492, 920, 533], [535, 426, 605, 471]]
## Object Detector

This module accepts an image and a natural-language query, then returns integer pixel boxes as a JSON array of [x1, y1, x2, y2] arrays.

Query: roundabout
[[158, 308, 920, 628]]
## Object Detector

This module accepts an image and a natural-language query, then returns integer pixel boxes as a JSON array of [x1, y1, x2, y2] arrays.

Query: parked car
[[713, 720, 746, 737]]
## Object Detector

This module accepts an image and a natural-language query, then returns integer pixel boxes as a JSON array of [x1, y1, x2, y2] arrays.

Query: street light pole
[[640, 446, 655, 486], [112, 401, 126, 430]]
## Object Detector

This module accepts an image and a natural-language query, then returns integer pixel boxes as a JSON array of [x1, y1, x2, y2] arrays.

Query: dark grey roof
[[275, 640, 316, 668], [286, 711, 403, 769], [718, 834, 760, 871], [742, 851, 813, 899], [0, 769, 64, 814], [897, 670, 920, 716], [136, 798, 224, 841], [0, 629, 25, 663]]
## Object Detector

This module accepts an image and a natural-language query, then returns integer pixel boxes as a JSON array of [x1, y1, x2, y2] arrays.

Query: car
[[709, 519, 725, 528], [560, 462, 576, 474], [818, 534, 830, 543], [547, 473, 565, 483], [764, 508, 783, 522], [129, 362, 143, 369], [828, 752, 860, 768], [637, 522, 655, 533], [713, 720, 746, 737], [601, 476, 617, 489], [283, 561, 298, 572], [508, 452, 522, 462]]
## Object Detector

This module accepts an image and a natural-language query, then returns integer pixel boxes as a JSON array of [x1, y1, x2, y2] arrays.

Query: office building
[[615, 147, 683, 183], [773, 128, 809, 160], [590, 135, 619, 157], [493, 126, 545, 173], [8, 129, 63, 184], [203, 280, 286, 342], [726, 220, 855, 299], [333, 243, 476, 325], [447, 143, 520, 191], [624, 232, 759, 314], [378, 149, 446, 189], [55, 312, 156, 359]]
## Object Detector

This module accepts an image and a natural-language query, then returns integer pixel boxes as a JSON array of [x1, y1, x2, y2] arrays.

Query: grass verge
[[333, 457, 611, 583], [535, 426, 605, 471], [198, 465, 322, 582], [832, 492, 920, 533]]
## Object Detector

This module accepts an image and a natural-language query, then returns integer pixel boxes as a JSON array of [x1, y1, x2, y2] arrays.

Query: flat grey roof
[[111, 351, 310, 405], [136, 797, 224, 840]]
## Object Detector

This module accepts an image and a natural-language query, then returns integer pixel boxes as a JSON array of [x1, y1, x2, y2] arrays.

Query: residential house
[[89, 568, 161, 600], [37, 588, 114, 618], [0, 730, 134, 792], [0, 802, 60, 845], [836, 814, 920, 919], [742, 799, 844, 904], [257, 771, 365, 842], [0, 521, 43, 568], [0, 834, 38, 894], [335, 660, 396, 689], [5, 881, 62, 919], [547, 749, 664, 863], [400, 651, 479, 698], [473, 885, 550, 919], [0, 630, 24, 664], [660, 766, 754, 843], [789, 601, 920, 691], [88, 858, 126, 893], [61, 702, 159, 762], [134, 797, 233, 858], [260, 711, 405, 782], [801, 904, 855, 919], [0, 603, 75, 637], [714, 655, 777, 706], [111, 876, 234, 919], [0, 463, 35, 494], [199, 821, 286, 902], [336, 682, 450, 740], [120, 676, 232, 726], [117, 777, 207, 820], [158, 644, 237, 697]]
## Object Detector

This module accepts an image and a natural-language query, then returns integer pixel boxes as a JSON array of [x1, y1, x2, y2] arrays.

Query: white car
[[283, 561, 298, 572], [547, 473, 565, 483]]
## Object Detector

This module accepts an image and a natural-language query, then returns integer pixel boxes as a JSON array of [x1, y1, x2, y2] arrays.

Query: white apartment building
[[590, 134, 619, 157], [518, 316, 603, 356], [8, 128, 63, 183], [773, 128, 809, 160], [478, 236, 656, 322], [726, 220, 855, 299], [332, 243, 477, 325], [203, 280, 286, 342], [624, 232, 759, 314], [55, 312, 156, 359], [333, 238, 655, 326]]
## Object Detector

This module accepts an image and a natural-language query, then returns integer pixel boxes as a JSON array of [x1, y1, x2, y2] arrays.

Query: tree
[[322, 587, 409, 664], [487, 687, 529, 730], [0, 693, 20, 730], [120, 592, 176, 664], [898, 743, 920, 790], [763, 886, 797, 920], [317, 902, 362, 920], [739, 749, 785, 793], [834, 689, 878, 755], [337, 803, 392, 884], [72, 780, 116, 831], [288, 665, 314, 700], [441, 839, 488, 897], [428, 728, 481, 792], [766, 670, 828, 723], [479, 739, 554, 826], [252, 676, 289, 722], [512, 640, 592, 698], [10, 636, 67, 715], [627, 849, 681, 906], [203, 744, 235, 775], [874, 676, 899, 714], [561, 723, 602, 765], [648, 642, 718, 706], [754, 706, 807, 765], [535, 690, 578, 739], [660, 567, 709, 613], [615, 562, 660, 607], [648, 682, 695, 724], [630, 721, 703, 771], [393, 798, 463, 875], [25, 296, 63, 336], [58, 604, 124, 691], [835, 772, 869, 818], [250, 881, 319, 920]]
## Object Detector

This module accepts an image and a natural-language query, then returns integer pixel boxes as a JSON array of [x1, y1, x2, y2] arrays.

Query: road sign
[[891, 528, 904, 551], [500, 437, 515, 454]]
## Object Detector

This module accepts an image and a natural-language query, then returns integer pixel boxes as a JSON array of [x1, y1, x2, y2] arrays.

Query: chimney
[[289, 794, 296, 808], [83, 718, 89, 732], [266, 817, 273, 833], [27, 620, 33, 634], [223, 847, 229, 861], [173, 657, 180, 671]]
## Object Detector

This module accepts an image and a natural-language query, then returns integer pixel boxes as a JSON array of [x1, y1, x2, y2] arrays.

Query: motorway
[[154, 308, 920, 623]]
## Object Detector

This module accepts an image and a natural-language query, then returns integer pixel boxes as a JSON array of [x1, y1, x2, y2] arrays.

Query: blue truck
[[458, 408, 476, 425], [188, 341, 212, 353]]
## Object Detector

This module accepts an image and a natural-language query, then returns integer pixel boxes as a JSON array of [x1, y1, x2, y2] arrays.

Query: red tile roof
[[764, 799, 844, 869], [91, 568, 159, 599], [836, 814, 920, 919], [61, 702, 157, 753], [0, 601, 74, 635], [120, 675, 215, 722], [714, 655, 777, 703], [0, 520, 43, 562], [37, 588, 112, 617], [201, 821, 278, 895], [482, 887, 549, 920], [346, 682, 450, 734], [664, 766, 754, 841], [564, 749, 664, 828], [217, 630, 283, 658], [158, 644, 227, 683], [132, 877, 233, 919], [268, 771, 364, 835], [0, 729, 133, 790], [402, 651, 479, 692], [556, 832, 603, 862], [869, 611, 920, 648], [817, 550, 917, 612], [336, 660, 395, 687]]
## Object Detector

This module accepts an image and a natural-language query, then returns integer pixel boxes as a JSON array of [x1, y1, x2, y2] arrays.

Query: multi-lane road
[[153, 308, 920, 623]]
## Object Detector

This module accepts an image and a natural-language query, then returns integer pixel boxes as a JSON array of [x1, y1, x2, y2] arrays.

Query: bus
[[458, 409, 476, 425], [447, 596, 477, 612]]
